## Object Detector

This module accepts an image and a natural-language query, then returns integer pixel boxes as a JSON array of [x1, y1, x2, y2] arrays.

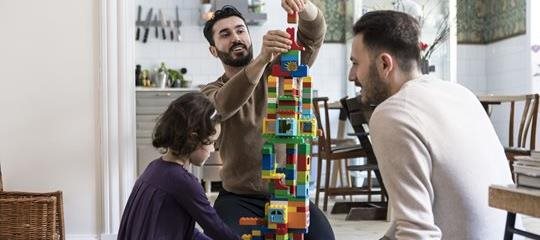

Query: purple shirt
[[118, 158, 239, 240]]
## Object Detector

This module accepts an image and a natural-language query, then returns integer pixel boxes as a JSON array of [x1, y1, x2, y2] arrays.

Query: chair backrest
[[312, 97, 332, 154], [0, 196, 57, 240], [0, 164, 65, 240], [340, 96, 377, 165], [0, 191, 65, 240], [480, 94, 539, 150]]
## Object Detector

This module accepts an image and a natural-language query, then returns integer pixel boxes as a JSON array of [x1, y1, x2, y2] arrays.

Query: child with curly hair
[[118, 92, 239, 240]]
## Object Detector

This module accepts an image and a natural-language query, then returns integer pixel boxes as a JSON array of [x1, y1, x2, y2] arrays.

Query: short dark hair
[[152, 92, 221, 157], [203, 5, 246, 46], [353, 10, 421, 72]]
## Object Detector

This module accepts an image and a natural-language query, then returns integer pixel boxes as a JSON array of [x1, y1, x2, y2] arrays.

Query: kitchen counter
[[136, 87, 200, 92]]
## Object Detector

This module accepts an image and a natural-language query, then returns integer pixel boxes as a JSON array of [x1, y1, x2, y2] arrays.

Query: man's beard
[[364, 63, 391, 105], [216, 44, 253, 67]]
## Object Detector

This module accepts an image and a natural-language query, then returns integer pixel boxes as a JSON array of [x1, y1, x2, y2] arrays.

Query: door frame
[[98, 0, 137, 238]]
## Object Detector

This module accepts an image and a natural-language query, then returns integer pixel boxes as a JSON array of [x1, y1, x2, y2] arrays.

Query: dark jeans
[[213, 190, 335, 240]]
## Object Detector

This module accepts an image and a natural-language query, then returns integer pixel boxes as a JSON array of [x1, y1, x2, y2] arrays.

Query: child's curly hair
[[152, 92, 221, 157]]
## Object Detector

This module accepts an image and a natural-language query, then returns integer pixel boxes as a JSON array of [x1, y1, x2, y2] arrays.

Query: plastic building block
[[272, 64, 291, 77], [268, 205, 288, 224], [263, 118, 276, 134], [297, 156, 310, 172], [287, 12, 298, 24], [286, 27, 304, 51], [245, 12, 318, 240], [296, 184, 309, 198], [276, 118, 297, 136], [240, 217, 265, 226], [291, 65, 308, 78]]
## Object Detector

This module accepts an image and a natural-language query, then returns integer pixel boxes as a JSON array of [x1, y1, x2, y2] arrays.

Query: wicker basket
[[0, 197, 57, 240], [0, 191, 65, 240]]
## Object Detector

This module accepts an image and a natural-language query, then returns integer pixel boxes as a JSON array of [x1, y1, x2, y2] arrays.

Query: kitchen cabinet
[[136, 88, 200, 175]]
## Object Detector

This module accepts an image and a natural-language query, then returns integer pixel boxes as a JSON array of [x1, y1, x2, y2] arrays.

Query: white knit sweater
[[370, 76, 514, 240]]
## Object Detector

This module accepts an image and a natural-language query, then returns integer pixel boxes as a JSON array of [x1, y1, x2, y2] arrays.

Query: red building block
[[286, 27, 305, 51]]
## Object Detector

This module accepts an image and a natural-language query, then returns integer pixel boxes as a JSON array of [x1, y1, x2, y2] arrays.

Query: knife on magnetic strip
[[142, 8, 153, 43]]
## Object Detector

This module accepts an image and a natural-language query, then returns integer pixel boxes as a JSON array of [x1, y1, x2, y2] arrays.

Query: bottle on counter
[[135, 64, 142, 86], [157, 62, 168, 88]]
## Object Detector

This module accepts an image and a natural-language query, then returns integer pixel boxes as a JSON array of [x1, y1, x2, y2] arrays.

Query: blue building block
[[291, 65, 308, 77], [276, 118, 297, 136], [286, 148, 297, 155], [296, 184, 309, 198], [285, 167, 297, 181], [262, 154, 275, 170], [280, 53, 299, 64]]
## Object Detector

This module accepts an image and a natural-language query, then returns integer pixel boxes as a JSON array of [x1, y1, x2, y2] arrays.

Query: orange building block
[[239, 217, 265, 226], [287, 212, 309, 229], [287, 12, 298, 24]]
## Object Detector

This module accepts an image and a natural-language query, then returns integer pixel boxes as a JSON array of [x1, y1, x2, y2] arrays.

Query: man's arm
[[202, 30, 291, 120], [296, 1, 326, 67], [369, 105, 442, 240]]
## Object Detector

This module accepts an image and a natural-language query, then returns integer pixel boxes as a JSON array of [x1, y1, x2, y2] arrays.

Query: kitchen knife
[[136, 5, 142, 40], [168, 20, 174, 40], [175, 6, 182, 41], [154, 15, 158, 38], [142, 8, 153, 43], [159, 10, 167, 40]]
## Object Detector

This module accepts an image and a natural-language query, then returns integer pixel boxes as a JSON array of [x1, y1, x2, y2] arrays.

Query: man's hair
[[152, 92, 221, 157], [353, 10, 421, 72], [203, 5, 246, 46]]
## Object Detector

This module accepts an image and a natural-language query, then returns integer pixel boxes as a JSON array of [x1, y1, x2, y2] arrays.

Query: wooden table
[[489, 184, 540, 239]]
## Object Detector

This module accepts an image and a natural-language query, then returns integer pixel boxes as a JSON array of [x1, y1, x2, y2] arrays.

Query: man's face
[[348, 34, 391, 105], [211, 16, 253, 67]]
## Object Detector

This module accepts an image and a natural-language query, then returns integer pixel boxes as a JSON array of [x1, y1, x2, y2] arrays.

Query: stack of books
[[513, 151, 540, 189]]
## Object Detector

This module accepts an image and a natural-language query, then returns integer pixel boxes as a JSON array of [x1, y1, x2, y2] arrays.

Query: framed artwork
[[457, 0, 526, 44], [311, 0, 355, 43]]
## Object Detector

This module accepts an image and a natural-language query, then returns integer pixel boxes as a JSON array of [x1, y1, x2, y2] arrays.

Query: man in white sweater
[[348, 11, 514, 239]]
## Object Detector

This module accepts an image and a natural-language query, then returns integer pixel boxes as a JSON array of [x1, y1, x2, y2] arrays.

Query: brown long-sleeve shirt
[[201, 11, 326, 194]]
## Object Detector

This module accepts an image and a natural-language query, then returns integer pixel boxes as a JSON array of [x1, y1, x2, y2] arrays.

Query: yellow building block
[[268, 76, 278, 86]]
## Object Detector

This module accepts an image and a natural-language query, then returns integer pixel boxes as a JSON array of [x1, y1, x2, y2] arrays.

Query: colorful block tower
[[239, 11, 317, 240]]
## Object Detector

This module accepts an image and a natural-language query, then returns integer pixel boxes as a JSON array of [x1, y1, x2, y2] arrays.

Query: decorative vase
[[420, 59, 429, 75]]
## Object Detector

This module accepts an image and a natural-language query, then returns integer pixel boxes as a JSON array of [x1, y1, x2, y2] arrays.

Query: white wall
[[135, 0, 348, 102], [531, 0, 540, 91], [456, 0, 533, 146], [456, 36, 529, 95], [456, 45, 486, 93], [0, 0, 99, 239]]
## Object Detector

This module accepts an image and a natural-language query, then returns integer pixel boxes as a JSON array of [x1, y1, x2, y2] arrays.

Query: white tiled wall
[[457, 36, 531, 146], [457, 35, 530, 94], [135, 0, 348, 101], [456, 44, 487, 93], [485, 36, 531, 94]]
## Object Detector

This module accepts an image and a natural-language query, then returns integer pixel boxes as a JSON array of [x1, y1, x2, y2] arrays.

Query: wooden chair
[[0, 164, 65, 240], [0, 197, 57, 240], [479, 94, 539, 176], [312, 97, 382, 212], [336, 96, 388, 220]]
